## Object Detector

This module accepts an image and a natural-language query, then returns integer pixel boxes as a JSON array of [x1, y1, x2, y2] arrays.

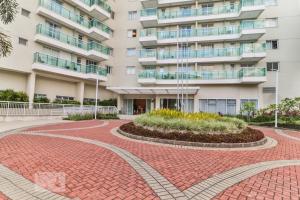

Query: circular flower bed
[[120, 109, 264, 144]]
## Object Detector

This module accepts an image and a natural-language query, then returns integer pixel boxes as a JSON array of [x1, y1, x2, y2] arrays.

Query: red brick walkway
[[215, 166, 300, 200], [1, 120, 300, 199], [0, 192, 9, 200]]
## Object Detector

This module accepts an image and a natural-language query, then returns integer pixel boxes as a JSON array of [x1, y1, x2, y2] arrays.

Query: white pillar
[[26, 72, 36, 104], [193, 95, 199, 113], [155, 96, 160, 109], [275, 69, 279, 128], [77, 81, 85, 106], [117, 95, 122, 111]]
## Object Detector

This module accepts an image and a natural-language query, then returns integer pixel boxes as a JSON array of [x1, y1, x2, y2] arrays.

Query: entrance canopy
[[107, 87, 200, 95]]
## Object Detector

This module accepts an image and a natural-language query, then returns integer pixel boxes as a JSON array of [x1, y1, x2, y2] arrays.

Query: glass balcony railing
[[139, 49, 157, 58], [34, 52, 107, 76], [36, 24, 112, 56], [38, 0, 112, 35], [140, 8, 157, 17], [79, 0, 112, 13], [139, 44, 265, 60], [138, 68, 266, 81], [140, 20, 265, 40], [140, 0, 264, 20]]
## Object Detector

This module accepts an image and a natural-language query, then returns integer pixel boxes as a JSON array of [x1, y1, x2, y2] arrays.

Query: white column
[[155, 96, 160, 109], [26, 72, 36, 104], [117, 95, 122, 111], [193, 95, 199, 113], [77, 81, 85, 106]]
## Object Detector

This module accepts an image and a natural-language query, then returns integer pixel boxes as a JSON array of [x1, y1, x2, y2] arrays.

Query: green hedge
[[0, 89, 29, 102], [53, 99, 81, 105], [34, 97, 50, 103], [65, 113, 119, 121], [83, 98, 117, 106]]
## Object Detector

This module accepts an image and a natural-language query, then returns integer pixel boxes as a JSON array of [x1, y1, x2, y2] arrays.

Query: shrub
[[65, 112, 119, 121], [148, 109, 221, 120], [83, 98, 117, 106], [66, 113, 94, 121], [53, 99, 81, 105], [34, 97, 50, 103], [0, 89, 29, 102], [134, 109, 247, 134]]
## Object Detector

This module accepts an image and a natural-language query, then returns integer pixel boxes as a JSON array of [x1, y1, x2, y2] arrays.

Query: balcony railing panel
[[39, 0, 112, 35], [36, 24, 112, 55], [33, 52, 107, 76], [138, 68, 266, 81], [140, 0, 264, 19]]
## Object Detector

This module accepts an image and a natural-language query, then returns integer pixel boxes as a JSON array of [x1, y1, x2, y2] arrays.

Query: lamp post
[[95, 76, 99, 120], [275, 68, 279, 128]]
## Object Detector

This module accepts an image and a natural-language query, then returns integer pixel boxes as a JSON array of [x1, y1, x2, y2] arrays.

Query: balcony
[[140, 20, 265, 46], [35, 24, 111, 61], [140, 0, 265, 27], [141, 0, 193, 8], [141, 0, 220, 8], [138, 68, 267, 85], [139, 44, 266, 65], [32, 52, 108, 81], [37, 0, 112, 41], [64, 0, 112, 20]]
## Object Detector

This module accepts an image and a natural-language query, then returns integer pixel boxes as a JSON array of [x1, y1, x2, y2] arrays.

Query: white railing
[[0, 101, 118, 116]]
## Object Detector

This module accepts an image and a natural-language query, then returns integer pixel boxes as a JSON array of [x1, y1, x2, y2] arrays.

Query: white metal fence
[[0, 101, 118, 116]]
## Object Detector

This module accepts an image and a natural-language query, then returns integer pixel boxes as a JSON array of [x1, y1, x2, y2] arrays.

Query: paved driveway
[[0, 120, 300, 200]]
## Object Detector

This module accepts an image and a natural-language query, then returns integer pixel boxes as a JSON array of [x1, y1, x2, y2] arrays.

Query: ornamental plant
[[135, 109, 247, 134]]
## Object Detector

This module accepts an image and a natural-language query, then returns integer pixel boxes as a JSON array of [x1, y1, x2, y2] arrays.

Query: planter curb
[[117, 128, 268, 149]]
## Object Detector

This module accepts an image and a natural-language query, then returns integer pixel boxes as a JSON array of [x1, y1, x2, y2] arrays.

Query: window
[[199, 99, 237, 115], [18, 37, 28, 46], [265, 18, 278, 28], [264, 0, 277, 6], [127, 48, 136, 56], [126, 66, 135, 75], [240, 99, 258, 110], [43, 46, 59, 56], [21, 8, 30, 17], [34, 94, 47, 99], [263, 87, 276, 93], [106, 65, 112, 74], [127, 29, 137, 38], [128, 11, 138, 20], [267, 62, 279, 71], [56, 96, 74, 101], [266, 40, 278, 49]]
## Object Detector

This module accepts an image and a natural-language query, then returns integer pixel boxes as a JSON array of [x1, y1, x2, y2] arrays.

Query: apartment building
[[0, 0, 300, 115], [108, 0, 300, 115], [0, 0, 116, 105]]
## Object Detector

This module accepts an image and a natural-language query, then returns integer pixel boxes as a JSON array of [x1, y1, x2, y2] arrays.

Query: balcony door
[[180, 6, 192, 17], [46, 21, 60, 40], [201, 3, 213, 15], [179, 25, 192, 38]]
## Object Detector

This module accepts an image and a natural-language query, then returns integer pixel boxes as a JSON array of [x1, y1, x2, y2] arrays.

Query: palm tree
[[0, 0, 18, 57]]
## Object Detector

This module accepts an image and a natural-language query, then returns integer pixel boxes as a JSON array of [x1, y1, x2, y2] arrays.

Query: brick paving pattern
[[215, 166, 300, 200], [0, 120, 300, 199], [0, 192, 9, 200]]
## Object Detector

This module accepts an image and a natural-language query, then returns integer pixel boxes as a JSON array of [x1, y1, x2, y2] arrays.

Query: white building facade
[[0, 0, 300, 115]]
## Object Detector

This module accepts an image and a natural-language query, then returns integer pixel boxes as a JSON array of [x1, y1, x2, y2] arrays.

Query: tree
[[241, 102, 256, 122], [0, 0, 18, 57]]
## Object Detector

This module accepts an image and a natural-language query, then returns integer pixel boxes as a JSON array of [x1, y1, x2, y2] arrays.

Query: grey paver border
[[117, 128, 268, 149], [20, 132, 300, 200], [275, 129, 300, 142], [0, 165, 70, 200]]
